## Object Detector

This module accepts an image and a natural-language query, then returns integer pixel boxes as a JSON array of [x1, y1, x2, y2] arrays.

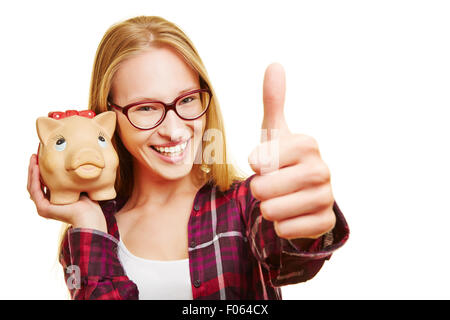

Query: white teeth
[[153, 140, 189, 155]]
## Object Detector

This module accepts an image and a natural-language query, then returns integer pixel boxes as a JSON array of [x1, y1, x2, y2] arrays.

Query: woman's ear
[[93, 111, 117, 138]]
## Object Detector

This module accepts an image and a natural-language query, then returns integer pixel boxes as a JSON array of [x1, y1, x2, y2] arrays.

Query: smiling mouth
[[150, 139, 189, 157]]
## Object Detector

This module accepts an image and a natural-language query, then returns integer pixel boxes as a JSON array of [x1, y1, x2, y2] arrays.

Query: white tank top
[[117, 240, 193, 300]]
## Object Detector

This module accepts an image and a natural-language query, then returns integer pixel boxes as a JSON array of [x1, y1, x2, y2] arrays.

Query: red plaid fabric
[[59, 174, 349, 299]]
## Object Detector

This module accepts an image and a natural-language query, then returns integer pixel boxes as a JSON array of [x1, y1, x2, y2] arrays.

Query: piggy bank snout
[[67, 148, 106, 179], [69, 148, 105, 169]]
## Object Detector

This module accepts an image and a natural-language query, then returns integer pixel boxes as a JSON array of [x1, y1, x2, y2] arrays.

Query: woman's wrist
[[72, 216, 108, 233]]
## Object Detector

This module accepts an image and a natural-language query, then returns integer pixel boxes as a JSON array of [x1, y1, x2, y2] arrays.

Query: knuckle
[[293, 134, 306, 149], [260, 201, 275, 221], [317, 163, 331, 183], [318, 185, 334, 207], [318, 210, 336, 235], [250, 178, 263, 200], [306, 163, 331, 186], [274, 221, 289, 239], [296, 134, 319, 153]]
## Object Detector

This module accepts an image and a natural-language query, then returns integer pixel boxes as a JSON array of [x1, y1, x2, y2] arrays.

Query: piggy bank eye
[[98, 135, 107, 148], [54, 138, 66, 151]]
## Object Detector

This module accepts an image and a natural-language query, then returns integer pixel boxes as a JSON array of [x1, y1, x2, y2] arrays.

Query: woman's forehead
[[111, 46, 200, 103]]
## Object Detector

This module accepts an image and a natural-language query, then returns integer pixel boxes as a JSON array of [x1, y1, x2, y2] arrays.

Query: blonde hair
[[58, 16, 246, 259]]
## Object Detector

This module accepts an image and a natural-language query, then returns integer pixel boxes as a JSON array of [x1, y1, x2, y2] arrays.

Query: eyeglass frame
[[107, 88, 212, 130]]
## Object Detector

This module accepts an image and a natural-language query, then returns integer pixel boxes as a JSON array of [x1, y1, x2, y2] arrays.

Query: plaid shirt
[[59, 174, 349, 300]]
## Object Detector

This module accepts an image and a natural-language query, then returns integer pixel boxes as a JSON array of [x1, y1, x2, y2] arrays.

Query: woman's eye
[[98, 135, 107, 148], [181, 97, 194, 104], [137, 105, 155, 111], [54, 138, 66, 151]]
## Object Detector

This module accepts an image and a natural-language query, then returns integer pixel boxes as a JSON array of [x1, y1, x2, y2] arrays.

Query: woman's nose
[[157, 110, 190, 141]]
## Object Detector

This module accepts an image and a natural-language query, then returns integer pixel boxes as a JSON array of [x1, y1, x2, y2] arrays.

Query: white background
[[1, 0, 449, 299]]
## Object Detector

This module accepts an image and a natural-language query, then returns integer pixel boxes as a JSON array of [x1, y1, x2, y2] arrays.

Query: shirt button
[[193, 279, 201, 288], [190, 240, 196, 248], [194, 204, 200, 211]]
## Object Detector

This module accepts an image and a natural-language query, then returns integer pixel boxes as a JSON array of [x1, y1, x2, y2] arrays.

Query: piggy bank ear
[[93, 111, 116, 138], [36, 117, 64, 144]]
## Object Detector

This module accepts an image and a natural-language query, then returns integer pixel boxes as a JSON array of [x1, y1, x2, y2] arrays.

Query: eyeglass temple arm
[[108, 101, 122, 110]]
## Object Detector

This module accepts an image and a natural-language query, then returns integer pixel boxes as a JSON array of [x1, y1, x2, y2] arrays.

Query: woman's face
[[110, 46, 206, 181]]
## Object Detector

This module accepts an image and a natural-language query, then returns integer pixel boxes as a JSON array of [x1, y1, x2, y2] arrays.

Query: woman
[[27, 16, 349, 299]]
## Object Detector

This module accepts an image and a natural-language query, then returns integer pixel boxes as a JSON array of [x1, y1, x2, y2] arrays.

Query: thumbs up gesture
[[248, 63, 336, 240]]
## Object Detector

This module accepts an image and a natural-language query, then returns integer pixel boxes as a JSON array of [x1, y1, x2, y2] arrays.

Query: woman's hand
[[27, 154, 107, 233], [248, 63, 336, 240]]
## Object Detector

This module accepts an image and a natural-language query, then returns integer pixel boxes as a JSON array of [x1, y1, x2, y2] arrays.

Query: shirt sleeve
[[235, 174, 350, 287], [59, 227, 139, 300]]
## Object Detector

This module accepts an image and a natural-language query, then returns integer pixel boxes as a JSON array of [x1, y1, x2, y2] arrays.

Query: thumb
[[261, 62, 290, 142]]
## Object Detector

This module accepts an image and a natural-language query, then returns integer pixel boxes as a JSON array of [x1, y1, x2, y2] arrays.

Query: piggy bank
[[36, 110, 119, 204]]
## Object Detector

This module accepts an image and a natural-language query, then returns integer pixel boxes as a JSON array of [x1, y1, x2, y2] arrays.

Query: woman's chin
[[154, 163, 194, 181]]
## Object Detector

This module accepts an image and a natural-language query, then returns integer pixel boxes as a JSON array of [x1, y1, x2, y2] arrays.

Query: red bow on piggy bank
[[48, 109, 96, 119]]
